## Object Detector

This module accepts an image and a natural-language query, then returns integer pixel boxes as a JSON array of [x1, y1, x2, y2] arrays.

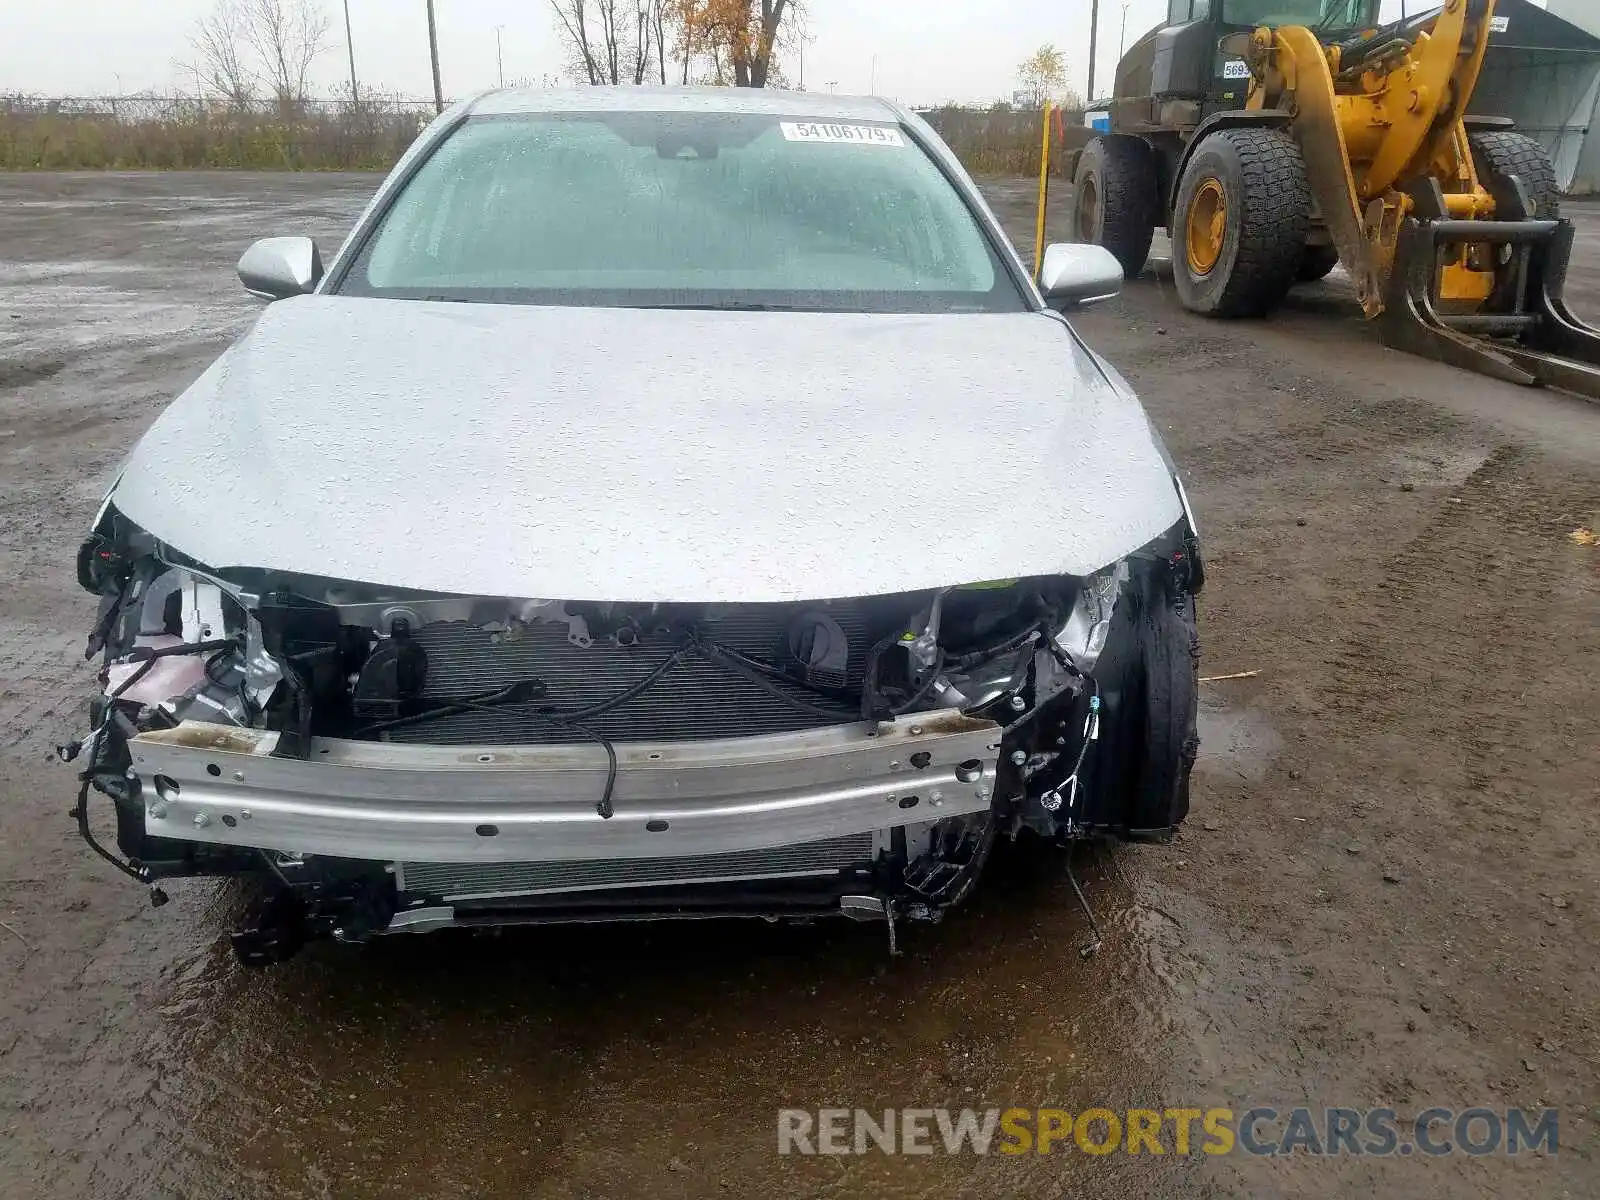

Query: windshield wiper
[[1310, 0, 1365, 35], [627, 301, 792, 311]]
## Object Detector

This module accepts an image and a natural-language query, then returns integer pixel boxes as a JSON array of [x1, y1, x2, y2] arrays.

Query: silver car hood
[[110, 297, 1183, 602]]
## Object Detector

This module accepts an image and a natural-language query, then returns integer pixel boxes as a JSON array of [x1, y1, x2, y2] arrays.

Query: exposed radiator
[[389, 605, 878, 745], [397, 833, 876, 901]]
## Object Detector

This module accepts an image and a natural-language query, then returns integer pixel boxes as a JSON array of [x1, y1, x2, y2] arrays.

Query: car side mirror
[[1038, 243, 1123, 311], [237, 237, 323, 301]]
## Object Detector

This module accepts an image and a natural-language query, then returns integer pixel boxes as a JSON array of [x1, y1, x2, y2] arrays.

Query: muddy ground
[[0, 172, 1595, 1200]]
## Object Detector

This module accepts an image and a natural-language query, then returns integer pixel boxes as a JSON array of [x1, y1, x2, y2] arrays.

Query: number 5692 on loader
[[1073, 0, 1600, 399]]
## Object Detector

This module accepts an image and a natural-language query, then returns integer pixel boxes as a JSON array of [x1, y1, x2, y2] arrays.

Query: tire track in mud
[[1321, 443, 1598, 773], [0, 358, 66, 390], [1224, 439, 1600, 1150], [0, 623, 88, 752]]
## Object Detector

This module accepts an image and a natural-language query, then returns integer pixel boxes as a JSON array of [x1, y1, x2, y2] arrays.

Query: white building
[[1469, 0, 1600, 194], [1546, 0, 1600, 192], [1549, 0, 1599, 39]]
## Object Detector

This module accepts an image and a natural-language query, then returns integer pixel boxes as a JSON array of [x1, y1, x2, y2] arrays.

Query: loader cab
[[1112, 0, 1383, 134]]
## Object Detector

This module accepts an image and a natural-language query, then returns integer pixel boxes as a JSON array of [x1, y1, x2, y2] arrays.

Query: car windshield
[[337, 110, 1023, 313], [1223, 0, 1378, 26]]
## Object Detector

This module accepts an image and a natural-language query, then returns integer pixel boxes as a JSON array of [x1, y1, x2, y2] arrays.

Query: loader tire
[[1297, 245, 1341, 282], [1469, 130, 1560, 220], [1173, 127, 1310, 318], [1074, 135, 1158, 278]]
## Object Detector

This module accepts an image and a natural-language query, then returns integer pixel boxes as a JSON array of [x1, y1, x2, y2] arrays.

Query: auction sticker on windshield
[[781, 122, 905, 147]]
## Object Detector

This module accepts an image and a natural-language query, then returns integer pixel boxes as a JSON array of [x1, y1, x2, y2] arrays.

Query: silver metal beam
[[130, 712, 1001, 865]]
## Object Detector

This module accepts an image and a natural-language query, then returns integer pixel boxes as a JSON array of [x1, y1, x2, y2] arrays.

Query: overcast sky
[[0, 0, 1546, 106]]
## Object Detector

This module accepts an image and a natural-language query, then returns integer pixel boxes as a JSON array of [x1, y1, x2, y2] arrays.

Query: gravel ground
[[0, 171, 1596, 1200]]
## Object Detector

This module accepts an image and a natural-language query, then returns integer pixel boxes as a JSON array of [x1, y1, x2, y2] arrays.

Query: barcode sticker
[[780, 122, 906, 147]]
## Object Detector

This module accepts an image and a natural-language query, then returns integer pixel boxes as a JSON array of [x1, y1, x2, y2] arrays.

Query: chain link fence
[[0, 94, 1082, 175], [0, 94, 438, 169], [920, 105, 1087, 177]]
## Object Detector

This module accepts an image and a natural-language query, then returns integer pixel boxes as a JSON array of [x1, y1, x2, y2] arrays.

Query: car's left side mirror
[[237, 236, 323, 301], [1038, 243, 1123, 311]]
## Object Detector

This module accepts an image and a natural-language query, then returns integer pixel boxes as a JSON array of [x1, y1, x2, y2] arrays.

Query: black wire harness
[[308, 615, 1052, 824], [71, 637, 241, 883]]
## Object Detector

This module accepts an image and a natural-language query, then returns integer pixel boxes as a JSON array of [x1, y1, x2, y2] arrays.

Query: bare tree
[[630, 0, 653, 85], [650, 0, 668, 84], [552, 0, 657, 85], [674, 0, 697, 83], [190, 1, 259, 108], [186, 0, 329, 112], [551, 0, 605, 84], [246, 0, 333, 113], [597, 0, 622, 85]]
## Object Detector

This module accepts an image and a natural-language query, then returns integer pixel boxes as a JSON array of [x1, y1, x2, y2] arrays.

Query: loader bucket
[[1379, 212, 1600, 401]]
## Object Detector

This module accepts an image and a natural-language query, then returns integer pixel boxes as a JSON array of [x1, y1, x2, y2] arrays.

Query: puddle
[[1196, 696, 1282, 783], [1384, 443, 1493, 488]]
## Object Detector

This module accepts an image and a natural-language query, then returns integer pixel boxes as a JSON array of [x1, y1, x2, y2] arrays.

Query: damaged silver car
[[65, 88, 1203, 965]]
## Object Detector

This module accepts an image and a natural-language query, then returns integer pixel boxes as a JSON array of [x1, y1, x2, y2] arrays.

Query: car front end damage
[[65, 503, 1201, 965]]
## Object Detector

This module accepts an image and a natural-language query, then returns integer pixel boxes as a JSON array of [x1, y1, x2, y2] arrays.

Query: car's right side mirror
[[1038, 243, 1124, 311], [237, 236, 323, 301]]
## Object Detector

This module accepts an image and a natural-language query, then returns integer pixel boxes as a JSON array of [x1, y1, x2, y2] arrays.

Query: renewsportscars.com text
[[777, 1106, 1558, 1157]]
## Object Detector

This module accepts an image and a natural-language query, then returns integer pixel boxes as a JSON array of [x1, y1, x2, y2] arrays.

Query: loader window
[[1221, 0, 1377, 26]]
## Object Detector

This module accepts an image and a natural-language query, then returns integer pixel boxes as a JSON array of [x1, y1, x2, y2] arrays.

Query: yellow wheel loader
[[1073, 0, 1600, 397]]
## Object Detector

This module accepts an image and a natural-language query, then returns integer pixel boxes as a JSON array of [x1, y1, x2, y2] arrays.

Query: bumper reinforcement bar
[[129, 711, 1002, 865]]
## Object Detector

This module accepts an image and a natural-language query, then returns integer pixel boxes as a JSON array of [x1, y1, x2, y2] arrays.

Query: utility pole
[[1086, 0, 1101, 104], [1118, 2, 1130, 61], [343, 0, 359, 104], [495, 24, 505, 88], [869, 53, 878, 95], [426, 0, 444, 114]]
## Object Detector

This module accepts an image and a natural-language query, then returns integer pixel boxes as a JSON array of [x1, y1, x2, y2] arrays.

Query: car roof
[[468, 86, 907, 123]]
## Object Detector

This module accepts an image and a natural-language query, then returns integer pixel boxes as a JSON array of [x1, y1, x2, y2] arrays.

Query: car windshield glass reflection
[[338, 111, 1024, 313]]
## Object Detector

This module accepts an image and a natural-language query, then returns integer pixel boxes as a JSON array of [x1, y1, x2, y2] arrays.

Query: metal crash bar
[[127, 712, 1003, 865]]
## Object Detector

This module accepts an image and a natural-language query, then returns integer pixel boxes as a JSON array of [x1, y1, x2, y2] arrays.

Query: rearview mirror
[[1038, 243, 1123, 310], [238, 236, 323, 301]]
